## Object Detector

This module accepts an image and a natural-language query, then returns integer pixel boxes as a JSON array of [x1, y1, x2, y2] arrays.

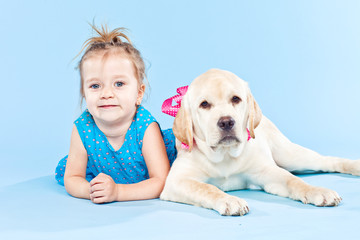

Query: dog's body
[[160, 69, 360, 216]]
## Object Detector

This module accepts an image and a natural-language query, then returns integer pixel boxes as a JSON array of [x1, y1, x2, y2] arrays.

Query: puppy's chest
[[205, 160, 249, 191], [207, 174, 248, 191]]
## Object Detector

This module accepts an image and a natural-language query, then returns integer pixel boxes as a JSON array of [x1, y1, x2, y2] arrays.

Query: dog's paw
[[299, 186, 342, 207], [214, 195, 249, 216]]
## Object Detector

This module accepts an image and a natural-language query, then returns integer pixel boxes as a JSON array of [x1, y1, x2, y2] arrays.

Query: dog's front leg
[[161, 177, 249, 216], [249, 166, 342, 206]]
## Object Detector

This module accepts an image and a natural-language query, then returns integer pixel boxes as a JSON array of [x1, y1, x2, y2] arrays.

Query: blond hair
[[76, 24, 146, 101]]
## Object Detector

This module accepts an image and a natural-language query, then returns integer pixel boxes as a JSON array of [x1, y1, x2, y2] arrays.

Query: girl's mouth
[[99, 105, 118, 109]]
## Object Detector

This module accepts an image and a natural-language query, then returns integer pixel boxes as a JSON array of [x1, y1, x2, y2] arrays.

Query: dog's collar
[[181, 142, 191, 150], [246, 129, 251, 141]]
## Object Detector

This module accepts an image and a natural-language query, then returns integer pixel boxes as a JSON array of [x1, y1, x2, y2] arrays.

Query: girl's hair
[[77, 24, 146, 102]]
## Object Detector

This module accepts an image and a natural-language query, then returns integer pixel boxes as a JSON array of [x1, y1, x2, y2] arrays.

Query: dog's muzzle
[[217, 116, 240, 145]]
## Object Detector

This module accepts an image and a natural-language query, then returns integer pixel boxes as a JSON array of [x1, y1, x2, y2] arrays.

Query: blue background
[[0, 1, 359, 239], [1, 0, 359, 186]]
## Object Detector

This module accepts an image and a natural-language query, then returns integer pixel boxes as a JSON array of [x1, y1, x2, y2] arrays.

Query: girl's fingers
[[90, 183, 104, 193], [90, 189, 104, 199], [91, 196, 106, 204], [90, 178, 102, 186], [90, 189, 109, 203], [90, 178, 104, 187], [90, 173, 108, 186]]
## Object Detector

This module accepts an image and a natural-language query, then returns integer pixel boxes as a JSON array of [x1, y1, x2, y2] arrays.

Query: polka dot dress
[[55, 105, 177, 186]]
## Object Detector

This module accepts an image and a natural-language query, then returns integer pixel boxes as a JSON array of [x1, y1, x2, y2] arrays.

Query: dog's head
[[173, 69, 262, 161]]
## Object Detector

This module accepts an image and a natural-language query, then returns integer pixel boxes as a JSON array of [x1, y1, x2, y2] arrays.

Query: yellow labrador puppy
[[160, 69, 360, 216]]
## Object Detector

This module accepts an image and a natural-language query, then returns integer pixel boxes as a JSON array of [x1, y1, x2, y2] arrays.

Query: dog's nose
[[217, 116, 235, 131]]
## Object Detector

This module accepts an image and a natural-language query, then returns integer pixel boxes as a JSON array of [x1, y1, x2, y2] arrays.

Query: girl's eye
[[90, 84, 100, 89], [115, 82, 124, 87]]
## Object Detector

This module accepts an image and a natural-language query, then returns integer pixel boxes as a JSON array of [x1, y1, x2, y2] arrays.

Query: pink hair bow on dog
[[162, 86, 190, 149], [161, 86, 189, 117], [161, 85, 251, 150]]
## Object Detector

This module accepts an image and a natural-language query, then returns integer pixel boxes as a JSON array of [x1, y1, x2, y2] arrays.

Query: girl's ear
[[136, 84, 146, 105]]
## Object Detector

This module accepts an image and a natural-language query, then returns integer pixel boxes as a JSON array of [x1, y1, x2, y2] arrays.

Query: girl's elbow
[[63, 176, 74, 195], [154, 176, 168, 196], [63, 175, 88, 198]]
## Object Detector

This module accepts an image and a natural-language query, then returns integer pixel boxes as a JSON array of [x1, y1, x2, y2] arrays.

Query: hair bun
[[111, 36, 120, 44], [78, 25, 132, 56]]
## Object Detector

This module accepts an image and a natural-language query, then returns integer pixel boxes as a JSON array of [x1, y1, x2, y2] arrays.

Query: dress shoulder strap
[[73, 110, 97, 150], [132, 106, 158, 150]]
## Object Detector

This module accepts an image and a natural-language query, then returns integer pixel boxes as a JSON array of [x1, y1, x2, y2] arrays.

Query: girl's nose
[[100, 86, 114, 99]]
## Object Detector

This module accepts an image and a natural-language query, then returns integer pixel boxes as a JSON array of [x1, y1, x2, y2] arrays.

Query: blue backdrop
[[0, 0, 359, 186], [1, 1, 360, 240]]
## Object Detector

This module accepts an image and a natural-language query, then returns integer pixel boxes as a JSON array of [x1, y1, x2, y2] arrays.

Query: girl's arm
[[89, 122, 170, 203], [64, 125, 91, 199]]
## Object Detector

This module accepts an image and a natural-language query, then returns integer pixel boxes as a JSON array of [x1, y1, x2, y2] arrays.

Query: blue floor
[[1, 172, 359, 240]]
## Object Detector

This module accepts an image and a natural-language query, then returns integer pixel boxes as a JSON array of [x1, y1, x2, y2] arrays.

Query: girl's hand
[[89, 173, 120, 203]]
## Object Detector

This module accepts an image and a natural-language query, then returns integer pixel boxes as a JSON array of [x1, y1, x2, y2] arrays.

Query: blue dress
[[55, 106, 177, 186]]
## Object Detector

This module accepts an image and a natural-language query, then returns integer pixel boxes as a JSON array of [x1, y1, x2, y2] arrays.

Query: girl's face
[[82, 53, 144, 126]]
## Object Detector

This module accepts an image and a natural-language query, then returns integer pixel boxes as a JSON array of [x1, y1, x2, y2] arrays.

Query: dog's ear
[[173, 95, 194, 151], [247, 90, 262, 139]]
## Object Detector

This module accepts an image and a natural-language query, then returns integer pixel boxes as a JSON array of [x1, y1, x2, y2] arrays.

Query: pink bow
[[161, 86, 188, 117], [162, 86, 190, 149]]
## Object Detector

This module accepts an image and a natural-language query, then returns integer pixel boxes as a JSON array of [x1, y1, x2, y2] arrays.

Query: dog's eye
[[231, 96, 242, 104], [200, 101, 211, 109]]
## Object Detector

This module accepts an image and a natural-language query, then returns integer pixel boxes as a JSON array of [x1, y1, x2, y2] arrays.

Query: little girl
[[55, 25, 177, 203]]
